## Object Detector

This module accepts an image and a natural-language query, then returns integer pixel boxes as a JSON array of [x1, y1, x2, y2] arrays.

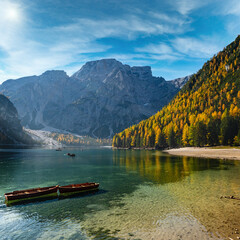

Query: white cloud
[[49, 42, 110, 54], [1, 40, 111, 80], [0, 3, 112, 82], [172, 37, 221, 58], [53, 15, 189, 41], [135, 36, 223, 62], [168, 0, 209, 15], [216, 0, 240, 16], [170, 0, 240, 17], [0, 1, 193, 83], [150, 11, 191, 26], [149, 54, 182, 61], [135, 43, 173, 55], [210, 0, 240, 37], [135, 43, 183, 61], [1, 0, 236, 83]]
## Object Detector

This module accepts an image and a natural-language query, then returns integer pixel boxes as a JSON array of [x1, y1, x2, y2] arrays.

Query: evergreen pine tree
[[168, 127, 176, 148]]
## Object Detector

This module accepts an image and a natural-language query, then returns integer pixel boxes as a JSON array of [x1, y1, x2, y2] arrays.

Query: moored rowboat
[[58, 182, 99, 195], [4, 186, 59, 203], [4, 182, 99, 205]]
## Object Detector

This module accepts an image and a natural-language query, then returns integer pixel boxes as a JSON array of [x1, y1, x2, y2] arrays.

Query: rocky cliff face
[[0, 94, 33, 144], [170, 75, 191, 89], [0, 59, 188, 138]]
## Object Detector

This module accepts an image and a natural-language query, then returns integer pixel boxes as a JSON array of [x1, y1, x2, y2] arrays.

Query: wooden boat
[[58, 182, 99, 195], [4, 182, 99, 206], [4, 185, 59, 204], [67, 153, 75, 157]]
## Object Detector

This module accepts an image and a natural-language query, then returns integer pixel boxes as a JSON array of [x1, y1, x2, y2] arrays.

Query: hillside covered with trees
[[50, 132, 112, 146], [113, 35, 240, 149]]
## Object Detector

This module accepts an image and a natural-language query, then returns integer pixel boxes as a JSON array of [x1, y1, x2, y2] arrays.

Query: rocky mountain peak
[[72, 58, 125, 81], [170, 75, 192, 89], [131, 66, 152, 81], [40, 70, 68, 80]]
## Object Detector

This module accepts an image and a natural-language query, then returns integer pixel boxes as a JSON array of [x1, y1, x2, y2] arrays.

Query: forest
[[113, 35, 240, 149], [50, 132, 112, 146]]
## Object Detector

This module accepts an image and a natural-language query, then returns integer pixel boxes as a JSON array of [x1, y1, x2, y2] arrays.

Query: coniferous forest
[[113, 35, 240, 149]]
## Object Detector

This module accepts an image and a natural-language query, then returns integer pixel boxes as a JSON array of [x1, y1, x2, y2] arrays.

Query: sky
[[0, 0, 240, 83]]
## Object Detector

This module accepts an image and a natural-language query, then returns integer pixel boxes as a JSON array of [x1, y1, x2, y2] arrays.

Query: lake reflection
[[112, 149, 236, 184], [0, 148, 239, 240]]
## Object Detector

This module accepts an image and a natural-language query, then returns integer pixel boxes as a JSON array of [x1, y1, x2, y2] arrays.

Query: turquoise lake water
[[0, 147, 239, 240]]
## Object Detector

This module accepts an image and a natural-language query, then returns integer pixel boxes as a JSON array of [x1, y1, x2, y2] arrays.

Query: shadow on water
[[5, 195, 59, 207], [58, 189, 107, 200]]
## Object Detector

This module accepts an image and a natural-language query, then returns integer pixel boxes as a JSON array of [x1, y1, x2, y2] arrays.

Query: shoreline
[[163, 147, 240, 161], [113, 146, 240, 161], [112, 147, 156, 150]]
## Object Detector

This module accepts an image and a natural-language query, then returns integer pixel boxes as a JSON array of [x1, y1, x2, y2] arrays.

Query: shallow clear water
[[0, 147, 239, 240]]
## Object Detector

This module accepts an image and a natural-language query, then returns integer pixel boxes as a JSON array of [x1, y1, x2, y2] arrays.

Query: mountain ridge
[[0, 59, 189, 138]]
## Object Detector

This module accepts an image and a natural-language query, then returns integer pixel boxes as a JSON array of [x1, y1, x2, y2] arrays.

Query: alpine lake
[[0, 147, 239, 240]]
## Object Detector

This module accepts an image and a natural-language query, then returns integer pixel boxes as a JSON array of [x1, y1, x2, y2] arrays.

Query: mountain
[[170, 75, 191, 89], [0, 59, 187, 138], [0, 70, 77, 130], [0, 94, 33, 144], [113, 35, 240, 148]]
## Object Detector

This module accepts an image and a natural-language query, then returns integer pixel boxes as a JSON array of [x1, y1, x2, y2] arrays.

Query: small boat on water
[[4, 186, 59, 204], [67, 153, 75, 157], [59, 182, 99, 196]]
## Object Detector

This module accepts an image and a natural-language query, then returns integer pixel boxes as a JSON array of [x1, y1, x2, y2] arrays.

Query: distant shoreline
[[113, 146, 240, 161], [163, 147, 240, 161], [112, 147, 156, 150]]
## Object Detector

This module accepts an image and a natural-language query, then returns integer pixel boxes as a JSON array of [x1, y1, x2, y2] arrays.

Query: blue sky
[[0, 0, 240, 82]]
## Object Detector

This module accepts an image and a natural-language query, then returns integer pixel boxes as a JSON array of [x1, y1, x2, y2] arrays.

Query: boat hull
[[4, 186, 58, 205], [59, 183, 99, 196], [4, 183, 99, 206], [5, 193, 58, 206]]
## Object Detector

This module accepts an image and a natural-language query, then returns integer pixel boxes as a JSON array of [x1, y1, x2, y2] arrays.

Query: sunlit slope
[[113, 35, 240, 148]]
